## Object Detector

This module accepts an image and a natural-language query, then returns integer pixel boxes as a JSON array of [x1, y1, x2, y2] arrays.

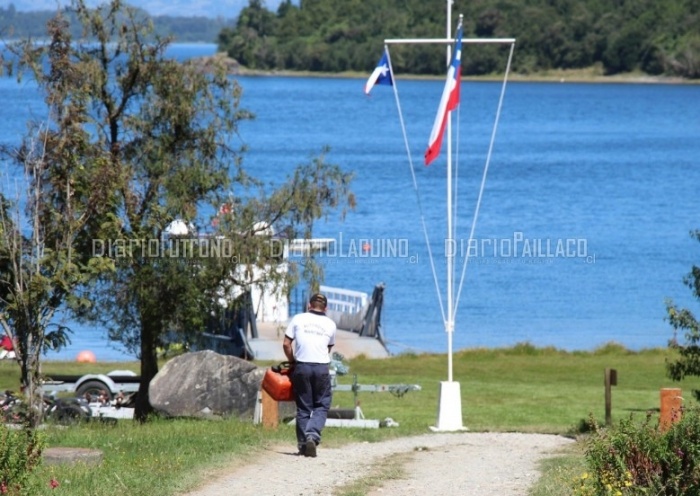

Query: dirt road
[[183, 432, 574, 496]]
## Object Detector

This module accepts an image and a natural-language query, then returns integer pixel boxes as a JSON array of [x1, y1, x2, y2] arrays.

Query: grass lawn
[[1, 342, 698, 495]]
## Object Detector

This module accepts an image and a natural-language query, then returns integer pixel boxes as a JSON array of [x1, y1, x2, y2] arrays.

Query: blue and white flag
[[364, 50, 393, 95]]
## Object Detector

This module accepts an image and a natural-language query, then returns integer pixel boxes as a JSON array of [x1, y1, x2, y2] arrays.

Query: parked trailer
[[41, 370, 140, 400], [41, 371, 140, 420]]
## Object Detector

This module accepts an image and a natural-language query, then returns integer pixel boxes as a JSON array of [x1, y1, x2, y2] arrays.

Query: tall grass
[[1, 342, 697, 495]]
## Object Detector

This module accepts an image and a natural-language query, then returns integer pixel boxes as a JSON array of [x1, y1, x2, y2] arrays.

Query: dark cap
[[309, 293, 328, 307]]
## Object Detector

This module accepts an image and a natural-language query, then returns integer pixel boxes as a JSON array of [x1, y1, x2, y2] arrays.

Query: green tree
[[3, 0, 353, 423], [219, 0, 279, 68], [0, 4, 122, 424], [0, 121, 104, 426], [666, 230, 700, 400]]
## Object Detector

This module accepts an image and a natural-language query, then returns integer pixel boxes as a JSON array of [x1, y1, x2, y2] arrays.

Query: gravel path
[[183, 432, 574, 496]]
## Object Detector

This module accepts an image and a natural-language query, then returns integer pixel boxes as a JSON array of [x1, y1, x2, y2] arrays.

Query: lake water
[[2, 43, 700, 361]]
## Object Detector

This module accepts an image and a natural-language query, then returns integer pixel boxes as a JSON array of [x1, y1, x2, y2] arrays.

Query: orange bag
[[262, 362, 295, 402]]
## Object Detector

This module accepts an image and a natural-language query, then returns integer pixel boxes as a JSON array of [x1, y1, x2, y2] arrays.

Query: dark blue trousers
[[291, 362, 332, 449]]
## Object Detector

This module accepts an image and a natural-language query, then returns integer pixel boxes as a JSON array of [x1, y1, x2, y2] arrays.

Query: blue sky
[[0, 0, 285, 19]]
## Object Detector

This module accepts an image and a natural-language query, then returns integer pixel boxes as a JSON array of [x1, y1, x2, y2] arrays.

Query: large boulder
[[149, 350, 265, 419]]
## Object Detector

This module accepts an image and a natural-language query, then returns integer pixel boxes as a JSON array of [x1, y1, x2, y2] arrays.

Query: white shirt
[[285, 310, 336, 364]]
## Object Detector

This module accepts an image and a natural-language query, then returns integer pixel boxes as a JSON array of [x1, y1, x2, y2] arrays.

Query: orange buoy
[[76, 350, 96, 363]]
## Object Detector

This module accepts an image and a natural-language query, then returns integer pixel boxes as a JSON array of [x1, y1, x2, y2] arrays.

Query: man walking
[[283, 292, 336, 457]]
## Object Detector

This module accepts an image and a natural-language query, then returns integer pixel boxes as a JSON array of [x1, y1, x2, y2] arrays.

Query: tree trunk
[[134, 321, 159, 422], [27, 355, 44, 428], [17, 334, 44, 428]]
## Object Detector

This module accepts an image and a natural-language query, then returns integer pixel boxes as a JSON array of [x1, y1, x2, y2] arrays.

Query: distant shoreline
[[3, 41, 694, 85], [194, 53, 698, 85]]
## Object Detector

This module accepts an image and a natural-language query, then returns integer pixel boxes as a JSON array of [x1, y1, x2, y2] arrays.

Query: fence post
[[604, 368, 617, 426], [660, 388, 682, 432], [261, 388, 279, 429]]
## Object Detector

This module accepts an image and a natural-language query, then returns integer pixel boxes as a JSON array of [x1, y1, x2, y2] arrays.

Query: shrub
[[0, 426, 44, 494], [576, 409, 700, 495]]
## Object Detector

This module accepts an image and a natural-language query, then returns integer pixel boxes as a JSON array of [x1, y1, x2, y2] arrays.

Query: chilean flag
[[425, 23, 463, 165], [364, 50, 393, 95]]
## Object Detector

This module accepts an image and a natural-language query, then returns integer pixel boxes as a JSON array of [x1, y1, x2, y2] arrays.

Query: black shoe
[[297, 445, 306, 456], [304, 436, 317, 458]]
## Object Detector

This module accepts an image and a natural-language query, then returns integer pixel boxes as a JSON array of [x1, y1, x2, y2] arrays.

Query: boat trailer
[[255, 369, 421, 429], [41, 370, 139, 420], [326, 373, 422, 428]]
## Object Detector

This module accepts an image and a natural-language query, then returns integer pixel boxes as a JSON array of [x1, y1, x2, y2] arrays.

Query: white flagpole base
[[429, 380, 468, 432]]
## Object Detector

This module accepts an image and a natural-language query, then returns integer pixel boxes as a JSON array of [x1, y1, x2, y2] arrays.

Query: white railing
[[320, 285, 368, 315]]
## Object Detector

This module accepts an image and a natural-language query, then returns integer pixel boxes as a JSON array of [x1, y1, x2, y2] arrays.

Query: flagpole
[[429, 3, 465, 433], [446, 2, 454, 385], [376, 0, 515, 433], [445, 0, 454, 382]]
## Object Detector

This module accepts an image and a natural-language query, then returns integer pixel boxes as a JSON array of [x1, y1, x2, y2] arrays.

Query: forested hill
[[0, 4, 234, 43], [218, 0, 700, 79]]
